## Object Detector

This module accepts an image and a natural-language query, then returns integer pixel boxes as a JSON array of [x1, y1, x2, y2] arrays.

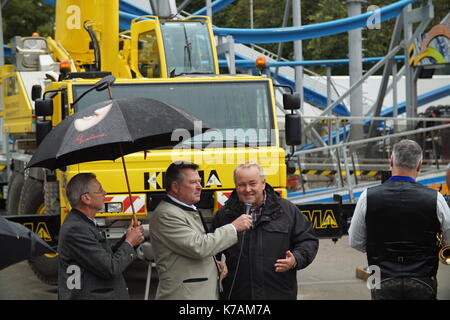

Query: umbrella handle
[[119, 143, 138, 227]]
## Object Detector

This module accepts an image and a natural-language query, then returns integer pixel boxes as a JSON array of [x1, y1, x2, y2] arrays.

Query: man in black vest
[[349, 139, 450, 300]]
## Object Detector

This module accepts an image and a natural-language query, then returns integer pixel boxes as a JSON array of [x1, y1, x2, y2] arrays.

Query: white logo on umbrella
[[74, 103, 113, 132]]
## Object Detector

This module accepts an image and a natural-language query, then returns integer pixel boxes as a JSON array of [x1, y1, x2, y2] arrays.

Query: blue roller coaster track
[[33, 0, 450, 140]]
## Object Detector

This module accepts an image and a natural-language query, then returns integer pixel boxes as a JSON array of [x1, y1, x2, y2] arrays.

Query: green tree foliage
[[2, 0, 54, 42], [183, 0, 449, 74], [2, 0, 448, 75]]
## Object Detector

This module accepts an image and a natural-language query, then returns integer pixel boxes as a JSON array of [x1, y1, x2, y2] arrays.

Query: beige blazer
[[149, 199, 237, 300]]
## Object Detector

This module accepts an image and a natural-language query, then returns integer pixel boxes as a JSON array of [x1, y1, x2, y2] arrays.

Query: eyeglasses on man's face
[[83, 187, 107, 196]]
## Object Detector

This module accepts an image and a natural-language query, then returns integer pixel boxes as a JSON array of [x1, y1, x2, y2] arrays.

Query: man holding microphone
[[212, 162, 319, 300], [149, 161, 253, 300]]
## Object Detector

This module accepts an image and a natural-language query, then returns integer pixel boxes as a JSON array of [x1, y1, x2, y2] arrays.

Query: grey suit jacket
[[149, 198, 237, 300], [57, 209, 135, 300]]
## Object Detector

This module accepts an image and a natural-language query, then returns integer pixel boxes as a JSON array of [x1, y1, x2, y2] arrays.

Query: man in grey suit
[[58, 173, 144, 300], [149, 161, 253, 300]]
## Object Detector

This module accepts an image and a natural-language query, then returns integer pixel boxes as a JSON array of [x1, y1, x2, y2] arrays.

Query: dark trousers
[[371, 277, 437, 300]]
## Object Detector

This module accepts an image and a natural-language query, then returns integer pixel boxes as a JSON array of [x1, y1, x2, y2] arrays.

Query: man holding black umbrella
[[58, 173, 144, 300]]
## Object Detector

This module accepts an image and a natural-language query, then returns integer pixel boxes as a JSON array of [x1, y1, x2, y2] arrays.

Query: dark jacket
[[58, 209, 135, 300], [366, 179, 439, 278], [212, 184, 319, 300]]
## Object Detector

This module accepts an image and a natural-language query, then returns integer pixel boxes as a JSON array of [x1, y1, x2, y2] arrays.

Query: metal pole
[[392, 62, 398, 132], [345, 0, 365, 141], [326, 66, 332, 108], [274, 0, 291, 79], [292, 0, 303, 107], [341, 145, 354, 202], [403, 4, 414, 130], [335, 153, 344, 188], [206, 0, 212, 24], [226, 35, 236, 75], [350, 151, 359, 185], [249, 0, 254, 29], [328, 119, 332, 146]]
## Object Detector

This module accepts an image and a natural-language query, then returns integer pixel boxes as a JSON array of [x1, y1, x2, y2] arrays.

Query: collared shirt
[[87, 216, 99, 227], [167, 194, 237, 235], [250, 191, 266, 224], [241, 191, 267, 226], [387, 175, 416, 183], [348, 177, 450, 252], [167, 194, 198, 211]]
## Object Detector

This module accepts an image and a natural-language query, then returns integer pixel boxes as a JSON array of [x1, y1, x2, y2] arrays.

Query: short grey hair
[[233, 162, 265, 184], [66, 173, 97, 207], [392, 139, 423, 170]]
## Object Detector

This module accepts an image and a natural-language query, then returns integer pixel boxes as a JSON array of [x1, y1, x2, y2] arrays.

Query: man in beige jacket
[[149, 161, 252, 300]]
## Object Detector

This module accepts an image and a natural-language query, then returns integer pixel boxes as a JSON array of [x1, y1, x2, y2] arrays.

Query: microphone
[[244, 202, 252, 216], [244, 202, 253, 229]]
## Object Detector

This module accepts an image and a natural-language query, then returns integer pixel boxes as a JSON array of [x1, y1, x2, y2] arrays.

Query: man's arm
[[151, 208, 238, 259], [63, 224, 135, 279], [348, 189, 368, 252], [286, 201, 319, 270], [437, 192, 450, 245]]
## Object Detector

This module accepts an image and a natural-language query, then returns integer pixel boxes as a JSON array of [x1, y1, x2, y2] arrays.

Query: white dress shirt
[[348, 188, 450, 252]]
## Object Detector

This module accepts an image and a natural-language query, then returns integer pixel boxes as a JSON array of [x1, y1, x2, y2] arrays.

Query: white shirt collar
[[87, 216, 98, 226], [167, 194, 197, 211]]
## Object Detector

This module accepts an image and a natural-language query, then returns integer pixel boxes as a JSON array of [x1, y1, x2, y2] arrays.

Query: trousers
[[371, 276, 437, 300]]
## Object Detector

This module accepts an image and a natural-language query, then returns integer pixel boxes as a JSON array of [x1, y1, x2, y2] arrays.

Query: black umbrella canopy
[[27, 97, 209, 170], [0, 215, 56, 270]]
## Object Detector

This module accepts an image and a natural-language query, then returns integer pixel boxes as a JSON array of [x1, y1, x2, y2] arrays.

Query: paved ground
[[1, 236, 449, 300], [298, 236, 370, 300], [0, 237, 370, 300], [0, 259, 154, 300]]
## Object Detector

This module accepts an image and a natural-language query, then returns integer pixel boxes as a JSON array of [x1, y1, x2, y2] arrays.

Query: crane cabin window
[[160, 21, 215, 76], [72, 80, 275, 148], [138, 30, 160, 78]]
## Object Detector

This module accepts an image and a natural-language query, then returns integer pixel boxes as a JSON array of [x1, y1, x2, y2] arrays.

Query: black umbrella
[[27, 97, 209, 223], [0, 215, 56, 270]]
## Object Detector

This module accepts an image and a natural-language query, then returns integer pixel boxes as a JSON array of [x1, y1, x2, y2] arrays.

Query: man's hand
[[125, 221, 145, 247], [231, 214, 253, 232], [216, 260, 228, 280], [274, 250, 297, 272]]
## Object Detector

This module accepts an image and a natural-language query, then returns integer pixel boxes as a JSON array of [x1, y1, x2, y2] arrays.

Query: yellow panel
[[3, 72, 34, 134]]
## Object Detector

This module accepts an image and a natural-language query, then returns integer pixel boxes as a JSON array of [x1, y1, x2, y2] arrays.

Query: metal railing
[[289, 116, 450, 201]]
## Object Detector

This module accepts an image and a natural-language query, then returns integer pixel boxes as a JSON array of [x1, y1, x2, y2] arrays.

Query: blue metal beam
[[191, 0, 238, 16], [213, 0, 418, 44], [218, 56, 405, 68], [120, 0, 150, 16]]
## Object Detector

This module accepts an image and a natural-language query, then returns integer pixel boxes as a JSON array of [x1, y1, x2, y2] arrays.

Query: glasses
[[91, 190, 106, 194], [82, 187, 106, 196]]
